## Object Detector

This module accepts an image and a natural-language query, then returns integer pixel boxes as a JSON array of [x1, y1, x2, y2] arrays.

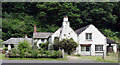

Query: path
[[66, 56, 101, 62]]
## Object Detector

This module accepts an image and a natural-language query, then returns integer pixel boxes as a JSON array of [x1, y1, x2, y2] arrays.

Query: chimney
[[25, 34, 28, 38], [62, 15, 70, 28], [63, 15, 68, 22], [34, 25, 36, 34]]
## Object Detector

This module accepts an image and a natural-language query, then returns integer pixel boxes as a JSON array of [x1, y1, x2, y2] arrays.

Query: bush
[[31, 49, 38, 58], [3, 47, 8, 51], [39, 43, 46, 50], [45, 51, 51, 57], [52, 50, 62, 58], [9, 48, 20, 57], [18, 40, 31, 58], [53, 38, 78, 55], [38, 48, 44, 57]]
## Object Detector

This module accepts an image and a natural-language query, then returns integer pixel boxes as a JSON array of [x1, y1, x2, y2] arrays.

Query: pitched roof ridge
[[75, 24, 91, 35]]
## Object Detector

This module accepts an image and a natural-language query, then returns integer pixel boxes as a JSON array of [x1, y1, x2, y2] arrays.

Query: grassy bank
[[0, 54, 68, 60], [76, 53, 118, 63]]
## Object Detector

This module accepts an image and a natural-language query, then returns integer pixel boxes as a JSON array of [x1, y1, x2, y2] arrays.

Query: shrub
[[18, 40, 31, 58], [9, 48, 20, 57], [38, 48, 44, 57], [53, 38, 78, 55], [39, 43, 46, 50], [52, 50, 62, 58], [31, 49, 38, 58], [3, 47, 8, 51], [45, 51, 50, 57]]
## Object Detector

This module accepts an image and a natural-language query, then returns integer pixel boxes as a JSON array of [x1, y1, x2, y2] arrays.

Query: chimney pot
[[25, 34, 28, 38], [34, 25, 36, 34], [63, 15, 68, 22]]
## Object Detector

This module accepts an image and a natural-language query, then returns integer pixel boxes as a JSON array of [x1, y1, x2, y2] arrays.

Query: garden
[[4, 40, 63, 58], [3, 38, 78, 59]]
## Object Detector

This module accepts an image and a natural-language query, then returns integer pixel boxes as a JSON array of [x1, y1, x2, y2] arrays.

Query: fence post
[[102, 50, 104, 60], [62, 49, 64, 58]]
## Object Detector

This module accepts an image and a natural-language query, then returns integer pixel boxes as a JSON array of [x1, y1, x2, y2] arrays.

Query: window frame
[[95, 45, 103, 51], [81, 46, 90, 51], [41, 39, 44, 42], [85, 33, 92, 40]]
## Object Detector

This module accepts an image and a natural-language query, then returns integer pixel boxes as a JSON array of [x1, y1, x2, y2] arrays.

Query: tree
[[2, 2, 120, 46], [53, 38, 78, 55]]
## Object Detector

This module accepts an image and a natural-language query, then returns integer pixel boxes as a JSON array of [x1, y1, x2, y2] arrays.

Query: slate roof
[[33, 32, 53, 38], [107, 38, 116, 44], [2, 38, 33, 44], [75, 24, 90, 35]]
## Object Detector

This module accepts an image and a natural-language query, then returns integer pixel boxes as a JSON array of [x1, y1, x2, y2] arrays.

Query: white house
[[2, 16, 118, 56]]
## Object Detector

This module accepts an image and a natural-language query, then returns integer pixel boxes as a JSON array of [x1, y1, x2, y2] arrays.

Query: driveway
[[1, 56, 107, 63]]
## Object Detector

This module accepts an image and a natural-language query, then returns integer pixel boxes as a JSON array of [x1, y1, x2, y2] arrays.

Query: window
[[5, 44, 8, 47], [64, 34, 66, 36], [95, 45, 103, 51], [69, 33, 70, 35], [81, 46, 90, 51], [86, 33, 92, 40], [54, 37, 59, 41], [11, 45, 14, 48], [41, 39, 44, 42]]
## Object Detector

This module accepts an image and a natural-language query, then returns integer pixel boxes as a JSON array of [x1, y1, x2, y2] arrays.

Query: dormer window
[[86, 33, 92, 40]]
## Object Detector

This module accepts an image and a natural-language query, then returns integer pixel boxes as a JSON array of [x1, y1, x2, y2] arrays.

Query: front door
[[81, 45, 91, 55]]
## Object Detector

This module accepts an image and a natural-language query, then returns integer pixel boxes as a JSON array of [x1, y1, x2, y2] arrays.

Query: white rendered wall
[[78, 24, 107, 55]]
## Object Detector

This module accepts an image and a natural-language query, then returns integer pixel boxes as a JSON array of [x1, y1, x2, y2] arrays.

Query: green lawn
[[76, 53, 118, 63], [0, 54, 68, 60]]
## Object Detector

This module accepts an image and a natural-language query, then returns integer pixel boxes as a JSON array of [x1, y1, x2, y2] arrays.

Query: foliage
[[31, 49, 38, 58], [2, 2, 120, 42], [53, 38, 78, 55], [38, 48, 44, 56], [39, 42, 49, 50], [9, 48, 20, 57], [3, 47, 8, 51], [18, 40, 31, 58], [52, 50, 62, 58], [45, 51, 51, 57], [0, 39, 3, 47], [32, 41, 38, 50], [100, 29, 120, 44]]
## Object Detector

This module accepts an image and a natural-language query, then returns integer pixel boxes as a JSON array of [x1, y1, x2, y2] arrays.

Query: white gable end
[[78, 24, 106, 44]]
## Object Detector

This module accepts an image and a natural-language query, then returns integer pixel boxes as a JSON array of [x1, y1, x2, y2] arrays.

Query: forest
[[1, 2, 120, 44]]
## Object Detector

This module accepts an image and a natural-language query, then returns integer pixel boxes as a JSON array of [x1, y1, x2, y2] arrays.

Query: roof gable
[[75, 24, 90, 35]]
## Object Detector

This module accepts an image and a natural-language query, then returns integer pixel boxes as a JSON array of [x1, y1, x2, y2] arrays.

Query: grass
[[75, 53, 118, 63], [0, 54, 68, 60]]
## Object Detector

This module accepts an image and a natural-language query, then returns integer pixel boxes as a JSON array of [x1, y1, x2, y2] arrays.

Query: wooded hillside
[[2, 2, 120, 44]]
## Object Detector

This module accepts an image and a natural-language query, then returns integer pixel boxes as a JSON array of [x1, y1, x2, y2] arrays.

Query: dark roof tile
[[75, 24, 90, 35]]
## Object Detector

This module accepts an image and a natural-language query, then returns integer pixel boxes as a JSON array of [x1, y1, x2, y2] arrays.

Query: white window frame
[[81, 46, 90, 51], [95, 45, 103, 51], [86, 33, 92, 40]]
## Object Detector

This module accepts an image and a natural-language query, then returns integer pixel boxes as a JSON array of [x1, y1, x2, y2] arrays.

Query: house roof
[[33, 32, 53, 38], [75, 24, 90, 35], [2, 38, 33, 44], [107, 38, 116, 44]]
